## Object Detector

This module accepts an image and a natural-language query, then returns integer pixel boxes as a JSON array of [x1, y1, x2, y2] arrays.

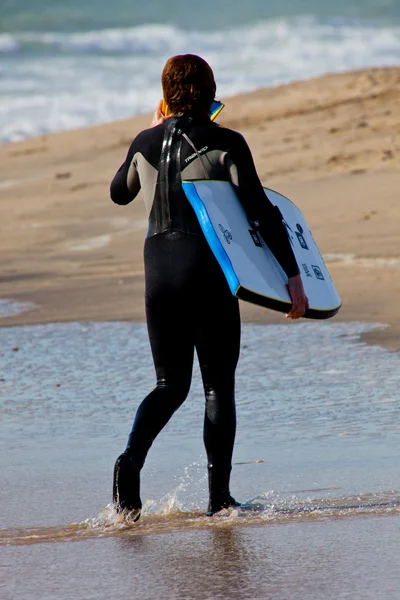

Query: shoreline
[[0, 296, 396, 353], [1, 67, 399, 351]]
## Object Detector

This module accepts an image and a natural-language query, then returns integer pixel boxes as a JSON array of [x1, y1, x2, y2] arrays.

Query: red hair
[[162, 54, 216, 115]]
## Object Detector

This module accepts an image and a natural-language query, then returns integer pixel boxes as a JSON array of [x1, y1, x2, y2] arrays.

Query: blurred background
[[1, 0, 399, 142]]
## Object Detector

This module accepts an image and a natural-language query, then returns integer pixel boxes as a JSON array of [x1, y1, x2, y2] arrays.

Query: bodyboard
[[182, 179, 341, 319]]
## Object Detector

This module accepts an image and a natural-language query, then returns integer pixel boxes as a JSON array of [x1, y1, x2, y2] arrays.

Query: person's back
[[111, 112, 300, 274]]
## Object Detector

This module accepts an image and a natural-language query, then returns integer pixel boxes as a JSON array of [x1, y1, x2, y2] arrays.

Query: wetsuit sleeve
[[226, 133, 299, 278], [110, 136, 142, 205]]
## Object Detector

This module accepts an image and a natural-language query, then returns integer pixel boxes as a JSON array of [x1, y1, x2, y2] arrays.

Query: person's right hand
[[150, 100, 174, 127], [286, 274, 309, 319]]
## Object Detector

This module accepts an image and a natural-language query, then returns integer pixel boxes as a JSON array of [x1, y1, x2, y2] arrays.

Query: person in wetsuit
[[110, 54, 308, 521]]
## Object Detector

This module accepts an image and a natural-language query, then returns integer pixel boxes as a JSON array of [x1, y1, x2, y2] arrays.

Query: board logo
[[218, 224, 232, 244], [312, 265, 325, 280], [249, 229, 262, 247], [295, 231, 309, 250], [302, 263, 312, 277]]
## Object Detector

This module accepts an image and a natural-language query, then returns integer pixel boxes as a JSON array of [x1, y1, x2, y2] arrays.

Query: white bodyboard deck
[[182, 180, 341, 319]]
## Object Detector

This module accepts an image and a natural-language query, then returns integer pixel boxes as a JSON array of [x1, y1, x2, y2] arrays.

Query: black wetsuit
[[110, 115, 299, 514]]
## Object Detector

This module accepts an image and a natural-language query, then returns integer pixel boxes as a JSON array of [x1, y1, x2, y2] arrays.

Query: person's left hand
[[286, 274, 309, 319], [150, 100, 174, 127]]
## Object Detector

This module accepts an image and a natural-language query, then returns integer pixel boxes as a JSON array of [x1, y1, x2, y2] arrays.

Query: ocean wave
[[0, 24, 187, 55], [0, 16, 399, 142], [1, 16, 399, 57], [0, 33, 19, 53], [8, 24, 194, 56]]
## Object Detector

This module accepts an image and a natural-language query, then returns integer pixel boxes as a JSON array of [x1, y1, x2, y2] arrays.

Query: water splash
[[2, 489, 399, 547]]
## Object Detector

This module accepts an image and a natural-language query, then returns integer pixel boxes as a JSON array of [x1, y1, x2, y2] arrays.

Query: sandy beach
[[1, 66, 399, 350]]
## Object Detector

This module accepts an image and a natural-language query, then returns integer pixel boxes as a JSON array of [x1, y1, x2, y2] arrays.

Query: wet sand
[[0, 67, 400, 350], [2, 515, 399, 600]]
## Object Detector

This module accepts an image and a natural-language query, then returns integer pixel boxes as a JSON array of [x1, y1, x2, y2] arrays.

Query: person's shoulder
[[212, 124, 247, 146], [131, 123, 163, 143], [126, 122, 167, 154]]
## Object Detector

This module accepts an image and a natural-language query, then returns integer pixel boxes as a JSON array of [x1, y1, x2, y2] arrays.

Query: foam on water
[[1, 16, 399, 142], [0, 299, 35, 319]]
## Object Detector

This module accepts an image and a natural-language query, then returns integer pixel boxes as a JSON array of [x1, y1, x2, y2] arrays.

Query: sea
[[1, 0, 400, 143], [1, 310, 400, 599]]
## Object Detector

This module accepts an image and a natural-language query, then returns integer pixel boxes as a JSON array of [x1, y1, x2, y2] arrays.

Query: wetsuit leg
[[114, 232, 202, 513], [192, 245, 241, 514], [125, 232, 198, 466]]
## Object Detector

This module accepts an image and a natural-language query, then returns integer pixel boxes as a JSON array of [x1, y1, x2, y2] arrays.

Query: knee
[[156, 377, 191, 408], [204, 380, 235, 404]]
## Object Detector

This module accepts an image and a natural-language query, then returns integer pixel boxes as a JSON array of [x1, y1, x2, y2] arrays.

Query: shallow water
[[1, 321, 399, 599], [0, 299, 35, 319]]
